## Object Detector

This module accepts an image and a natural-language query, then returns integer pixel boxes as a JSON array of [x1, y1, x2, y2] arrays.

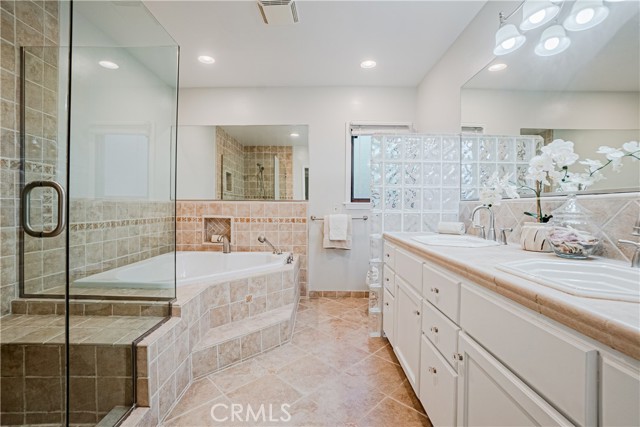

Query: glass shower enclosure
[[1, 1, 179, 425]]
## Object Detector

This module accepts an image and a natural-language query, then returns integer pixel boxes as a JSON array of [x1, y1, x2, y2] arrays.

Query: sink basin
[[497, 259, 640, 303], [412, 234, 501, 248]]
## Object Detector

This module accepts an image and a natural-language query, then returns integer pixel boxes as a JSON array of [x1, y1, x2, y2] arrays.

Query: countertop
[[383, 232, 640, 360]]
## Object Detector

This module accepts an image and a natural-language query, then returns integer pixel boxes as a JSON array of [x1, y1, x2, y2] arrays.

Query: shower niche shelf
[[203, 215, 233, 245]]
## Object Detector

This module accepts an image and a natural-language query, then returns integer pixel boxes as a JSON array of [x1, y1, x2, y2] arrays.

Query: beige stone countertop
[[383, 232, 640, 360]]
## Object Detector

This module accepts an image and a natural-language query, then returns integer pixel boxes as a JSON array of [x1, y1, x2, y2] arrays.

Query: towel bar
[[310, 215, 368, 221]]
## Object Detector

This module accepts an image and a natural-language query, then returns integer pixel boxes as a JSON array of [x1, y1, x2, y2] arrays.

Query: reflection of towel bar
[[310, 215, 368, 221]]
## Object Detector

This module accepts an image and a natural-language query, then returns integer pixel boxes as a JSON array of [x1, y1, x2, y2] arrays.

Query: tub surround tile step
[[10, 298, 170, 317], [194, 304, 294, 351]]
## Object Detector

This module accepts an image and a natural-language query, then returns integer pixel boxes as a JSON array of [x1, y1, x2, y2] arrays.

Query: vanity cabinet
[[600, 355, 640, 427], [382, 236, 639, 427], [382, 288, 395, 346], [395, 277, 422, 393], [456, 332, 573, 427]]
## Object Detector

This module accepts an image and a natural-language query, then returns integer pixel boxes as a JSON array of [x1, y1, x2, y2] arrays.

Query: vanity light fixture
[[520, 0, 560, 31], [360, 60, 377, 69], [493, 23, 526, 55], [98, 60, 119, 70], [198, 55, 216, 64], [563, 0, 609, 31], [534, 24, 572, 56], [488, 63, 508, 71]]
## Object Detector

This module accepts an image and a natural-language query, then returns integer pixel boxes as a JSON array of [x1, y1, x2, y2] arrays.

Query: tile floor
[[162, 297, 431, 427]]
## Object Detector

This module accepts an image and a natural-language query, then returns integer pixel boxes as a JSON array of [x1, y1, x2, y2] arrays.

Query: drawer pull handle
[[431, 287, 439, 294], [428, 367, 437, 374], [430, 326, 438, 333], [453, 353, 464, 361], [413, 310, 420, 316]]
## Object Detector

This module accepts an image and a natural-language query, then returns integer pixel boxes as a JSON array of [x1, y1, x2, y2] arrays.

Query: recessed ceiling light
[[98, 60, 119, 70], [198, 55, 215, 64], [488, 63, 508, 72], [360, 60, 377, 69], [290, 133, 299, 137]]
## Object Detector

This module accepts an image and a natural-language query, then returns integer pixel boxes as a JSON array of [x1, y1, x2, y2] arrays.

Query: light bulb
[[360, 60, 377, 69], [529, 9, 547, 24], [544, 37, 560, 50], [575, 7, 595, 24], [501, 38, 516, 50]]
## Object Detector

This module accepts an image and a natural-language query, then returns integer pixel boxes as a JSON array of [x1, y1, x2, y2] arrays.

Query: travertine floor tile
[[160, 297, 428, 427]]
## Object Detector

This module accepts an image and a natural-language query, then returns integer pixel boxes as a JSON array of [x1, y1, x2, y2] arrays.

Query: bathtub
[[73, 251, 288, 289]]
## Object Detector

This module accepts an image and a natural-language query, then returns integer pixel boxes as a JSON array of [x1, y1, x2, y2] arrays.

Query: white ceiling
[[143, 1, 485, 88], [219, 125, 309, 146], [464, 0, 640, 92]]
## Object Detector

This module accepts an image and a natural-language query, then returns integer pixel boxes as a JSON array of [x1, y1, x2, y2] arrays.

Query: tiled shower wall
[[176, 201, 308, 295], [459, 192, 640, 263], [243, 145, 293, 200], [215, 127, 245, 200], [1, 0, 60, 315]]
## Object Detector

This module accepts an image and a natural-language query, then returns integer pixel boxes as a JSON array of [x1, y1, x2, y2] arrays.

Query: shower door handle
[[21, 181, 67, 238]]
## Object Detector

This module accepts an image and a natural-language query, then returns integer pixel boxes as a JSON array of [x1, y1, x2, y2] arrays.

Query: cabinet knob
[[413, 310, 420, 316], [430, 326, 438, 333], [428, 367, 437, 374], [385, 277, 390, 282], [386, 253, 390, 258], [431, 287, 439, 294], [384, 302, 389, 306], [453, 353, 464, 361]]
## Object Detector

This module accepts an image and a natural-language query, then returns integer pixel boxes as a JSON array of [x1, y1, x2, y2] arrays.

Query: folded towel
[[329, 214, 350, 240], [323, 215, 352, 250], [211, 234, 223, 243], [437, 221, 466, 235]]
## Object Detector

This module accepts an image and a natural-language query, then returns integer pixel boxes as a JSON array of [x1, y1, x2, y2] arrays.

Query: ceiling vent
[[257, 1, 299, 25]]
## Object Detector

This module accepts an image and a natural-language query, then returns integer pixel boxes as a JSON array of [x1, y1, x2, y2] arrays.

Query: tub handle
[[286, 253, 294, 264]]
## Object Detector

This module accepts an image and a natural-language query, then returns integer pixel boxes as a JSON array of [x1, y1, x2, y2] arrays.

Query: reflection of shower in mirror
[[256, 163, 266, 197]]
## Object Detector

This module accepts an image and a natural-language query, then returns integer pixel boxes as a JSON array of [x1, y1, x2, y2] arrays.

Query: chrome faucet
[[471, 205, 496, 241], [618, 239, 640, 268], [217, 235, 231, 254], [258, 234, 282, 254]]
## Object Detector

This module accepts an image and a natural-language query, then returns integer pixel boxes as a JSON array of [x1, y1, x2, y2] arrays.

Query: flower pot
[[520, 224, 552, 252]]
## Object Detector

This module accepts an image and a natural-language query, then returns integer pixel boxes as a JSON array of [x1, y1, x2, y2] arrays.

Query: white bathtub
[[73, 251, 288, 289]]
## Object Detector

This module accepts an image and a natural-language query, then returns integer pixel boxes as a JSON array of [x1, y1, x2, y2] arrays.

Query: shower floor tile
[[162, 297, 431, 427]]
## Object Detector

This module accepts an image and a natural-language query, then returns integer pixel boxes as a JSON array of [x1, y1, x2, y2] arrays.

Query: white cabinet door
[[457, 332, 573, 427], [420, 334, 457, 427], [601, 355, 640, 427], [394, 277, 422, 394], [383, 288, 395, 346]]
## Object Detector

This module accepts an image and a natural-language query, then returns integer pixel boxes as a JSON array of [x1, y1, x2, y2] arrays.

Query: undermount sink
[[497, 259, 640, 303], [412, 234, 501, 248]]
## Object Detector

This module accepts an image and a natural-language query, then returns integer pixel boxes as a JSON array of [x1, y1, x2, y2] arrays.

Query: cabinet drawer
[[383, 242, 396, 269], [422, 300, 460, 369], [460, 284, 597, 427], [383, 265, 395, 296], [423, 263, 460, 323], [383, 288, 395, 346], [395, 248, 423, 294], [420, 335, 457, 427]]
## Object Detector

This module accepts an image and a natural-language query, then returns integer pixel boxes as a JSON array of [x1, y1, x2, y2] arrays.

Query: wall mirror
[[177, 125, 309, 201], [460, 0, 639, 198]]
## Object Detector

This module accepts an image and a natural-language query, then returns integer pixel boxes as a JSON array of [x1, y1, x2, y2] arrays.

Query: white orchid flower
[[579, 159, 603, 174], [597, 145, 625, 161], [622, 140, 639, 153]]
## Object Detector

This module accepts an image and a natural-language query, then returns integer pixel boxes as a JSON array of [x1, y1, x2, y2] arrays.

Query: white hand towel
[[323, 215, 352, 250], [437, 221, 466, 235], [329, 214, 350, 241]]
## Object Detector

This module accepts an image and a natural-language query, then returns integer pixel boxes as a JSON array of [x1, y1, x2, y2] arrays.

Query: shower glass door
[[16, 1, 179, 425]]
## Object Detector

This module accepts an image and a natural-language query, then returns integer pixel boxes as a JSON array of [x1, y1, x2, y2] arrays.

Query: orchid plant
[[479, 138, 639, 223]]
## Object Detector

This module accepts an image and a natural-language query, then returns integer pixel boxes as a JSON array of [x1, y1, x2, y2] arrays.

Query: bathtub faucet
[[217, 235, 231, 254], [258, 235, 282, 255]]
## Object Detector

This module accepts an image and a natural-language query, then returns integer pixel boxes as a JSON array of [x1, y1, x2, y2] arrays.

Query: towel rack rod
[[310, 215, 368, 221]]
